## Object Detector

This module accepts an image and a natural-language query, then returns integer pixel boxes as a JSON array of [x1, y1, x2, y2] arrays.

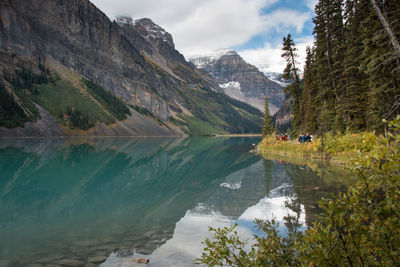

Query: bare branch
[[370, 0, 400, 59]]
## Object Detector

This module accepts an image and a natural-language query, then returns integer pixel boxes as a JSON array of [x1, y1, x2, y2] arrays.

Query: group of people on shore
[[278, 134, 288, 141], [298, 133, 313, 143], [277, 133, 314, 143]]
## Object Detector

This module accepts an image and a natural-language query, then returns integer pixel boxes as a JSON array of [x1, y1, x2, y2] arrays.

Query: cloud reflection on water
[[102, 171, 304, 267]]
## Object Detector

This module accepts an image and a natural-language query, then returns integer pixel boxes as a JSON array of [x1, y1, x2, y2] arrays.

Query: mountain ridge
[[189, 50, 284, 114], [0, 0, 263, 136]]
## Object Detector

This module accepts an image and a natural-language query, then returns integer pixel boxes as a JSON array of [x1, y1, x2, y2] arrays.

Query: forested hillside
[[0, 0, 263, 137], [283, 0, 399, 135]]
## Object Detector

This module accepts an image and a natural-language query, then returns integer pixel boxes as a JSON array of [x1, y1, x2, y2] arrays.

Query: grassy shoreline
[[257, 131, 385, 166]]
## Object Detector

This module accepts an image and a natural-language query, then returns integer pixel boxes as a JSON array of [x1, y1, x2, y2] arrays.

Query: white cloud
[[90, 0, 312, 56], [238, 35, 314, 73], [305, 0, 318, 10], [91, 0, 277, 54], [168, 0, 275, 55], [263, 9, 312, 34]]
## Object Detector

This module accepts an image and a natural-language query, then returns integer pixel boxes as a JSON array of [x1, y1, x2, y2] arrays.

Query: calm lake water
[[0, 137, 353, 267]]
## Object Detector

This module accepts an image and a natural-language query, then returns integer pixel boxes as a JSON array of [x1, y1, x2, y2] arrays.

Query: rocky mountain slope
[[0, 0, 262, 136], [189, 50, 284, 114], [273, 96, 293, 133], [116, 16, 218, 94], [263, 72, 292, 87]]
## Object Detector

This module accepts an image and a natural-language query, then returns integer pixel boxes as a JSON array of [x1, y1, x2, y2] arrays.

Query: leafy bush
[[197, 116, 400, 266], [259, 130, 385, 164], [323, 131, 383, 154]]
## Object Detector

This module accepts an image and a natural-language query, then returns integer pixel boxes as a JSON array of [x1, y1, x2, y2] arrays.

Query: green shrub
[[197, 116, 400, 266], [323, 131, 383, 154]]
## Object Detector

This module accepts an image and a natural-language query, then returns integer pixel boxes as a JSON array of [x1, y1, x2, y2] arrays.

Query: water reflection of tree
[[282, 163, 350, 225], [263, 159, 273, 196]]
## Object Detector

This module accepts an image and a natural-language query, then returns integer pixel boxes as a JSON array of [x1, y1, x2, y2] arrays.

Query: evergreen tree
[[361, 0, 400, 132], [341, 0, 368, 131], [279, 0, 400, 135], [313, 0, 346, 133], [262, 97, 274, 137], [370, 0, 400, 58], [282, 34, 300, 84], [313, 1, 334, 133], [0, 80, 28, 127], [301, 47, 319, 133], [281, 34, 302, 132]]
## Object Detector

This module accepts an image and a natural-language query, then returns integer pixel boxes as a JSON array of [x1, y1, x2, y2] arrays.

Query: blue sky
[[91, 0, 317, 73], [235, 0, 315, 51]]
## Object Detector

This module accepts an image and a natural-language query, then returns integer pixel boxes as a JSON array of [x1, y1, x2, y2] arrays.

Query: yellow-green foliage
[[259, 134, 322, 157], [322, 132, 385, 164], [259, 131, 386, 165], [323, 131, 383, 153]]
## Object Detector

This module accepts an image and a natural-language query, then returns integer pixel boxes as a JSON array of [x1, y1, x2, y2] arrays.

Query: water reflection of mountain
[[0, 137, 261, 266], [0, 138, 352, 266], [117, 159, 302, 267], [193, 159, 294, 219], [196, 160, 267, 218], [117, 158, 350, 267], [181, 160, 298, 231]]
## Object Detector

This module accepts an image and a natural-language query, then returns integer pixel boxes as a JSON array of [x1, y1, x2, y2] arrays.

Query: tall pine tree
[[262, 97, 274, 138], [361, 0, 400, 131], [301, 47, 319, 133], [285, 0, 399, 135], [313, 0, 346, 133], [281, 34, 302, 132], [340, 0, 368, 131]]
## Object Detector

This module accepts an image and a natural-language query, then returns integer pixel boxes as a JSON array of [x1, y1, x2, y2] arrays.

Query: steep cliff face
[[273, 96, 293, 133], [0, 0, 263, 136], [0, 0, 181, 120], [116, 16, 217, 88], [189, 50, 284, 114]]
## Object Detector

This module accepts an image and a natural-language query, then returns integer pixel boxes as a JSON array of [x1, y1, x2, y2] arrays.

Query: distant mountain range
[[189, 51, 284, 114], [263, 72, 292, 88], [0, 0, 284, 136]]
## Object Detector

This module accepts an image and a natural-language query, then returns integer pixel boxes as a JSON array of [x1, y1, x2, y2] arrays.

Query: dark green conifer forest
[[285, 0, 400, 135]]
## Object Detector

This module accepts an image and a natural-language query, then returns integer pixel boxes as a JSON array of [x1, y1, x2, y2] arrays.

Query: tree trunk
[[289, 49, 300, 84], [370, 0, 400, 59]]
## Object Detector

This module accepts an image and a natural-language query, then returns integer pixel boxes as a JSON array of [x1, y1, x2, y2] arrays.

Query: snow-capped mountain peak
[[188, 49, 237, 68], [115, 16, 134, 26], [188, 50, 285, 114], [116, 16, 175, 48]]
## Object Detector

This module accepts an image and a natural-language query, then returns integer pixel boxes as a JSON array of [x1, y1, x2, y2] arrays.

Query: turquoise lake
[[0, 137, 352, 266]]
